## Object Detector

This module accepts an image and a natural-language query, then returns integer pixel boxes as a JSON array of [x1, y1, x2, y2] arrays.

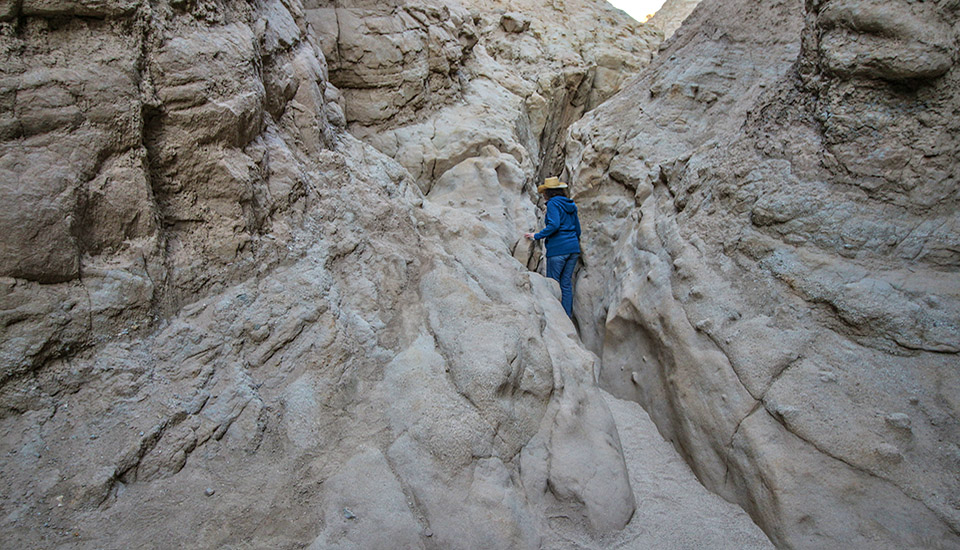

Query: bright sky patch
[[606, 0, 667, 22]]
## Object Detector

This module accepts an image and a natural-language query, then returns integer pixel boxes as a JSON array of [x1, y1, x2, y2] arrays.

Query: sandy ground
[[543, 391, 774, 549]]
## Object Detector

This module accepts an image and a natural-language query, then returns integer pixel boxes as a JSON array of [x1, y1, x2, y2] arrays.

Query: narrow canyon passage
[[1, 0, 956, 548], [545, 391, 773, 549]]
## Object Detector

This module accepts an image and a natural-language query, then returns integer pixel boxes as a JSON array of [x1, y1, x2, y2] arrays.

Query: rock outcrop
[[567, 0, 960, 547], [0, 1, 658, 548], [4, 0, 954, 547], [647, 0, 701, 40], [305, 0, 660, 195]]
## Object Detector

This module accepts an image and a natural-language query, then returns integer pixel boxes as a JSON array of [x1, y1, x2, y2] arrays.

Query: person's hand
[[524, 233, 535, 240]]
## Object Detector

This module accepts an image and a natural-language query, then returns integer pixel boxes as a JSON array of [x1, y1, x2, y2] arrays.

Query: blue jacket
[[534, 196, 581, 257]]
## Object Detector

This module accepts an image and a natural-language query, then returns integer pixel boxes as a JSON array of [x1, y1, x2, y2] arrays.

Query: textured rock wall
[[1, 0, 328, 408], [307, 0, 659, 190], [0, 1, 651, 548], [11, 0, 950, 547], [567, 0, 960, 547], [647, 0, 701, 40], [304, 0, 478, 128]]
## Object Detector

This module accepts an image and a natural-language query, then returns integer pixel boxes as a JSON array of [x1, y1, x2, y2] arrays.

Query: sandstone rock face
[[592, 391, 773, 549], [305, 0, 479, 128], [647, 0, 701, 40], [10, 0, 952, 547], [0, 1, 652, 548], [308, 0, 660, 189], [567, 0, 960, 547]]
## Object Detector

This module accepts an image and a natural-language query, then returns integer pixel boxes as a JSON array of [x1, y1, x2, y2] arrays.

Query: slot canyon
[[0, 0, 957, 548]]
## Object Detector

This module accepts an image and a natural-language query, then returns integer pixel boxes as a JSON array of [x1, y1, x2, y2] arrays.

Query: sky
[[606, 0, 668, 22]]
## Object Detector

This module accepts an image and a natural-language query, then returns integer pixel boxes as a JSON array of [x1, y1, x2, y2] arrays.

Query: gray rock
[[310, 448, 423, 550], [0, 2, 657, 548], [9, 0, 954, 549], [566, 0, 960, 547], [647, 0, 702, 39], [500, 12, 530, 33]]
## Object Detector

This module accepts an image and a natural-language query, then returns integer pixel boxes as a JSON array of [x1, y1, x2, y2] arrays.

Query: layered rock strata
[[567, 0, 960, 547]]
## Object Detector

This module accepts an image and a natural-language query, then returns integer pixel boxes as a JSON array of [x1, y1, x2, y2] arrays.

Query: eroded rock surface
[[307, 0, 659, 190], [647, 0, 702, 40], [0, 1, 646, 548], [567, 0, 960, 547], [5, 0, 952, 547]]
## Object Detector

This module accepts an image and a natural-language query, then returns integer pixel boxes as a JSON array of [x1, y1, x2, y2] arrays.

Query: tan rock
[[310, 447, 426, 550], [817, 0, 955, 80], [647, 0, 702, 40], [0, 17, 143, 283], [16, 0, 952, 547], [307, 2, 478, 128], [0, 2, 652, 548]]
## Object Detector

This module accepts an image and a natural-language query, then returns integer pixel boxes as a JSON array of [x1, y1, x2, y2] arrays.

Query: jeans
[[546, 253, 579, 317]]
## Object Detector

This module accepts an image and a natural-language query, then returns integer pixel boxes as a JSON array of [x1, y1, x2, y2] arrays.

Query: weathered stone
[[0, 16, 142, 283], [8, 0, 953, 548], [567, 0, 960, 547], [20, 0, 140, 18], [500, 12, 530, 33], [309, 447, 425, 550], [817, 0, 956, 81], [647, 0, 702, 39], [0, 1, 19, 21], [0, 2, 654, 548], [307, 3, 478, 128]]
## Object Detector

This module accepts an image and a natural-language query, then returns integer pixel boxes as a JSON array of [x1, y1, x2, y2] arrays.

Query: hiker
[[524, 177, 582, 318]]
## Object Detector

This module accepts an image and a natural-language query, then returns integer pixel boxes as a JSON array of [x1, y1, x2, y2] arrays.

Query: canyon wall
[[568, 0, 960, 547], [304, 0, 659, 195], [647, 0, 701, 40], [1, 0, 955, 548], [0, 1, 661, 547]]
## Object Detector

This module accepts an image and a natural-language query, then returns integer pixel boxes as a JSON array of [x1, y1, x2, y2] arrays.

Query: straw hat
[[537, 176, 568, 193]]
